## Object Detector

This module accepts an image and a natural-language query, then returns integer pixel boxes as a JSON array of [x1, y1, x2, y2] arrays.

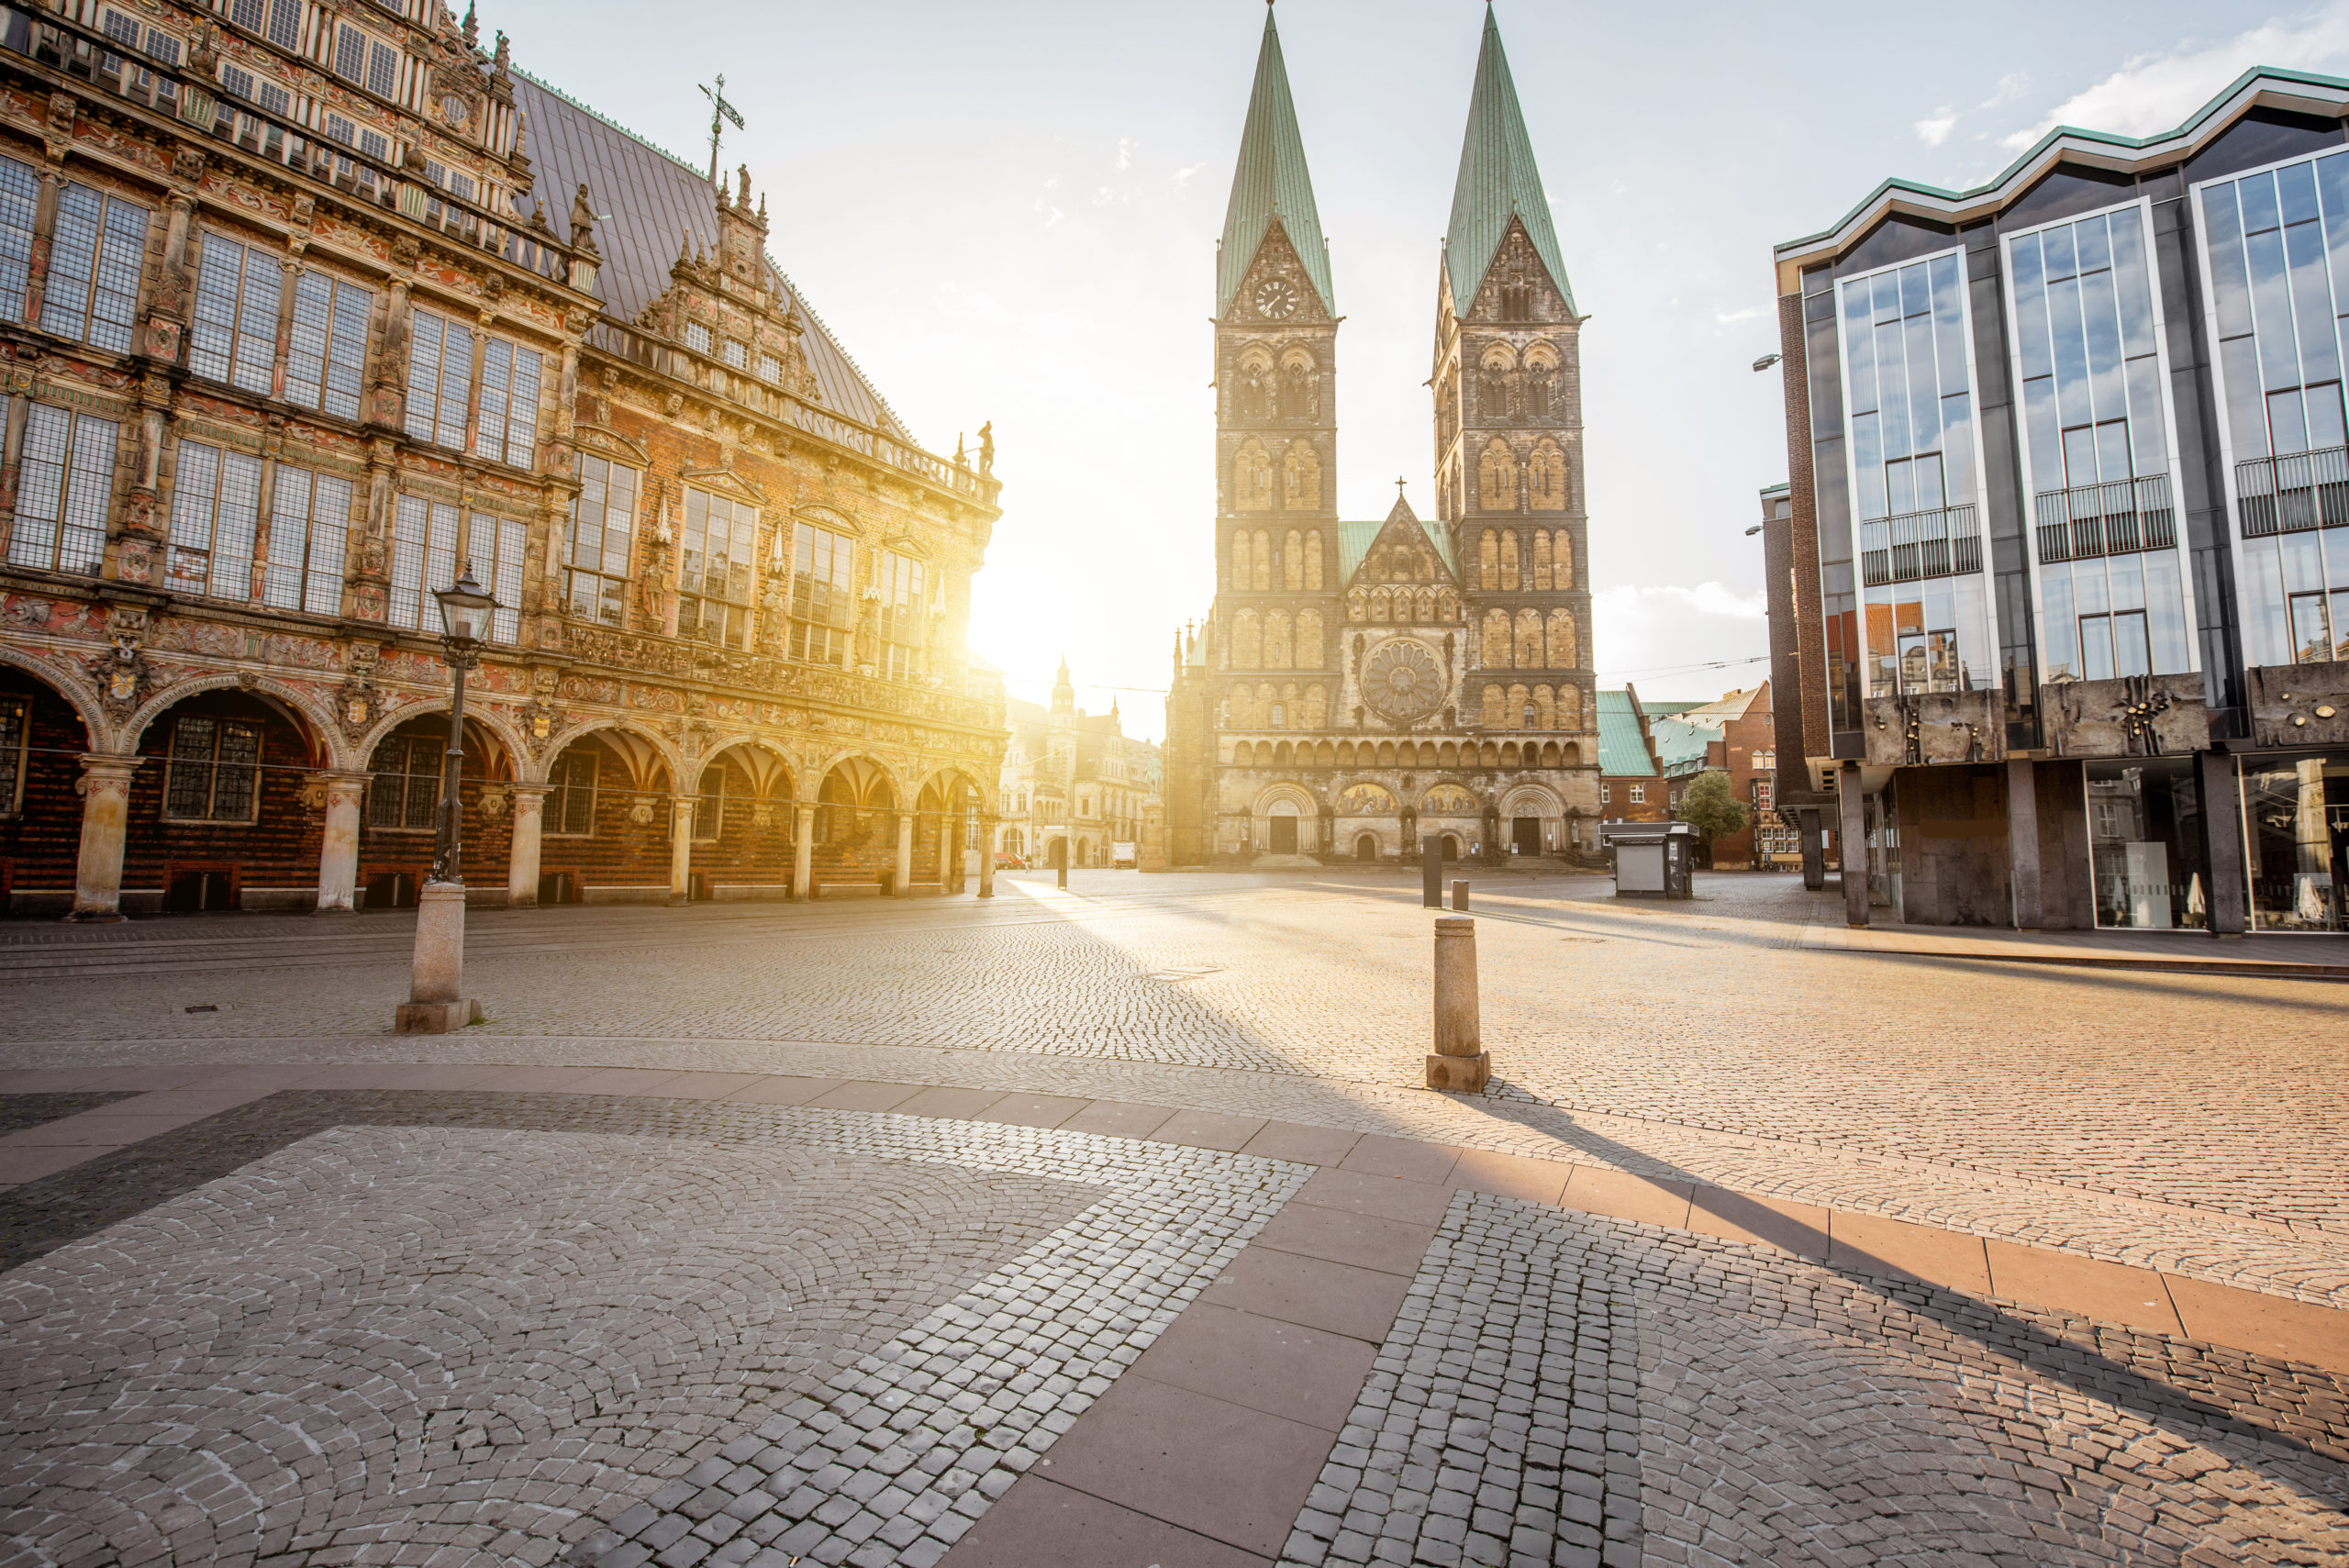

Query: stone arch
[[1303, 682, 1327, 728], [1478, 529, 1499, 590], [1297, 607, 1323, 669], [1501, 782, 1561, 819], [1558, 684, 1584, 732], [1232, 740, 1254, 767], [1233, 609, 1262, 669], [1499, 528, 1521, 591], [914, 762, 993, 817], [1481, 608, 1510, 667], [1375, 740, 1396, 767], [1438, 589, 1458, 622], [1500, 742, 1520, 768], [1265, 609, 1292, 669], [1252, 529, 1273, 590], [1552, 528, 1574, 589], [1480, 685, 1505, 728], [520, 713, 682, 789], [130, 672, 343, 771], [1283, 528, 1304, 590], [1347, 589, 1367, 622], [1371, 587, 1392, 623], [0, 646, 106, 753], [1252, 781, 1317, 817], [810, 751, 906, 812], [1532, 530, 1554, 591], [1314, 740, 1335, 766], [1303, 528, 1324, 590], [1230, 528, 1252, 591], [1478, 342, 1520, 373], [689, 737, 798, 799], [1532, 684, 1555, 730]]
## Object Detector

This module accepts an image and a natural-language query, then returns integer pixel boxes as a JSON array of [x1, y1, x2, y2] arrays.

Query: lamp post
[[396, 563, 499, 1034]]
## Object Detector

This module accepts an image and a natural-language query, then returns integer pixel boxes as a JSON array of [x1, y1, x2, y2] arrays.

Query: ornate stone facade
[[1164, 9, 1598, 868], [0, 1, 1005, 916]]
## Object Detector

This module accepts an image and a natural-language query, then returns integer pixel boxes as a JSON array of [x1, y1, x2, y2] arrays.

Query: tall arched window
[[1533, 684, 1555, 729], [1480, 368, 1508, 421], [1530, 439, 1567, 512], [1297, 607, 1323, 668], [1265, 610, 1293, 669], [1281, 362, 1312, 418], [1283, 442, 1321, 510], [1527, 367, 1551, 419], [1233, 609, 1262, 668], [1230, 529, 1251, 591], [1239, 365, 1269, 420], [1478, 440, 1516, 512], [1478, 529, 1498, 590], [1252, 529, 1272, 591], [1482, 608, 1511, 667], [1547, 608, 1577, 668], [1480, 684, 1506, 727], [1552, 528, 1573, 589], [1261, 684, 1281, 727], [1558, 684, 1582, 732], [1499, 529, 1520, 591], [1513, 609, 1542, 668], [1304, 528, 1323, 589], [1283, 529, 1303, 590], [1532, 531, 1553, 591], [1234, 439, 1272, 512], [1372, 588, 1393, 623], [1304, 683, 1327, 728]]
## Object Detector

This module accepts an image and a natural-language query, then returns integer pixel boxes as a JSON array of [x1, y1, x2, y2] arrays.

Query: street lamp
[[396, 562, 499, 1035], [429, 564, 497, 884]]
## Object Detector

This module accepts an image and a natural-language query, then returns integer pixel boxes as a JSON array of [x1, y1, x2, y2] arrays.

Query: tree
[[1674, 770, 1747, 853]]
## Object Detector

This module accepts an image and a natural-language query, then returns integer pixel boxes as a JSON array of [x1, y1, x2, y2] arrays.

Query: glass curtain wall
[[2200, 151, 2349, 665], [2240, 753, 2348, 931], [2008, 206, 2193, 684], [1837, 250, 1994, 698]]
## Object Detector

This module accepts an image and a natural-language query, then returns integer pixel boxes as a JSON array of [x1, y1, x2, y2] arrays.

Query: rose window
[[1362, 639, 1445, 723]]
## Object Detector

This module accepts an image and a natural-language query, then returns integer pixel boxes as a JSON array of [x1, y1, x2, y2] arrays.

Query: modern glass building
[[1766, 69, 2349, 934]]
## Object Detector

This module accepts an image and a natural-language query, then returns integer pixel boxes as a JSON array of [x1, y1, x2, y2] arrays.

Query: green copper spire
[[1444, 6, 1574, 313], [1218, 7, 1334, 319]]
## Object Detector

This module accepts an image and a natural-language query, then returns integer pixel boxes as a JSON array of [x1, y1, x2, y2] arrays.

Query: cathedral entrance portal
[[1441, 834, 1461, 862], [1356, 833, 1377, 862], [1513, 817, 1542, 856], [1268, 817, 1299, 854]]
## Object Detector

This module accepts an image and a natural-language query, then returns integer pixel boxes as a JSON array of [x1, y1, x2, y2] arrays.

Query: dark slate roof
[[1218, 9, 1333, 318], [510, 69, 910, 439], [1443, 7, 1573, 313]]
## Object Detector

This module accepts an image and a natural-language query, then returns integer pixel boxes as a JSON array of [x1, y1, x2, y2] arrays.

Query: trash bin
[[1602, 822, 1696, 899]]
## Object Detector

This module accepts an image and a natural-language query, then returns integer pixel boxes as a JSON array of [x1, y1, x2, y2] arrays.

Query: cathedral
[[1165, 6, 1598, 867]]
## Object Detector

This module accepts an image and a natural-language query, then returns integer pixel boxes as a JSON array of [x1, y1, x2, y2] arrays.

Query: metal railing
[[2033, 473, 2177, 562], [1858, 503, 1981, 587], [2235, 444, 2349, 537]]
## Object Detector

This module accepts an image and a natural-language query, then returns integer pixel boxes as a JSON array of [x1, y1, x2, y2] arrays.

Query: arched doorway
[[133, 687, 332, 915], [685, 744, 796, 901], [813, 757, 898, 895], [1355, 833, 1377, 863], [358, 713, 513, 909], [0, 663, 98, 917], [1048, 837, 1067, 871], [1441, 833, 1461, 862], [1264, 799, 1302, 855]]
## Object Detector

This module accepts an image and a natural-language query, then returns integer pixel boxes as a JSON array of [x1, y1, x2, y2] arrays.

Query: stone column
[[507, 783, 551, 907], [67, 754, 140, 922], [1425, 916, 1489, 1092], [977, 817, 996, 898], [2195, 749, 2248, 937], [945, 809, 964, 894], [1798, 806, 1824, 891], [2006, 758, 2043, 931], [895, 811, 915, 897], [1838, 762, 1869, 929], [793, 805, 816, 900], [314, 771, 369, 913], [669, 797, 695, 905]]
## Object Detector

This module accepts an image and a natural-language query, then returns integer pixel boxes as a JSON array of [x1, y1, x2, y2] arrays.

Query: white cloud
[[1115, 137, 1135, 172], [1592, 583, 1771, 701], [1172, 161, 1206, 189], [1711, 304, 1765, 328], [1979, 72, 2031, 109], [1915, 108, 1957, 147], [2001, 3, 2349, 150]]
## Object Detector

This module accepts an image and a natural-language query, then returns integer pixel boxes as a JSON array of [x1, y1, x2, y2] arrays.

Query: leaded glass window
[[876, 548, 926, 681], [190, 232, 280, 395], [166, 439, 264, 601], [40, 183, 147, 352], [0, 155, 39, 325], [474, 511, 526, 644], [565, 453, 637, 627], [9, 405, 117, 575], [788, 520, 853, 665], [0, 694, 27, 817], [286, 271, 370, 420], [163, 716, 262, 822], [366, 732, 443, 829], [680, 487, 757, 648], [388, 494, 459, 630], [403, 309, 473, 450], [684, 320, 711, 355], [263, 463, 351, 616], [473, 337, 542, 468], [550, 749, 596, 836]]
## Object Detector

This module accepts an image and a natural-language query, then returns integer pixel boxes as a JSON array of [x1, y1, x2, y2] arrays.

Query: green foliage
[[1674, 770, 1747, 843]]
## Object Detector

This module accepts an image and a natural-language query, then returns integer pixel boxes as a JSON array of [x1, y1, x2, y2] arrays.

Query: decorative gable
[[1349, 498, 1455, 590]]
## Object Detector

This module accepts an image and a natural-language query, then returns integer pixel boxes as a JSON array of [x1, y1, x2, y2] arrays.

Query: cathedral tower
[[1434, 5, 1594, 762]]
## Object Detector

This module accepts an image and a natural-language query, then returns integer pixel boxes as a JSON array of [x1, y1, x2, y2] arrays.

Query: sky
[[489, 0, 2349, 739]]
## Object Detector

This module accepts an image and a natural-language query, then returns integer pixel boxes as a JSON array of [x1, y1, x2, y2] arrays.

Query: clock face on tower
[[1253, 278, 1298, 320]]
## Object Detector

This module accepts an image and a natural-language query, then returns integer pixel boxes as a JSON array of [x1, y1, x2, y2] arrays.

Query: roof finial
[[1396, 476, 1408, 495]]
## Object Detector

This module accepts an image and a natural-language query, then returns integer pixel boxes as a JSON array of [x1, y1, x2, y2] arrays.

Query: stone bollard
[[1425, 916, 1489, 1093], [396, 882, 482, 1034], [1451, 879, 1470, 911]]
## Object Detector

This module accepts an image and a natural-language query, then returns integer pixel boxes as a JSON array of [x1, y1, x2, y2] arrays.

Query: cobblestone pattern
[[0, 875, 2337, 1239], [0, 1094, 1304, 1567], [0, 1091, 138, 1134], [1293, 1194, 2349, 1567], [1279, 1192, 1641, 1568]]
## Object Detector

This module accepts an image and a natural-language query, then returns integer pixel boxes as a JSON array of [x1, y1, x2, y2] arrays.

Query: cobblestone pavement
[[0, 873, 2342, 1309], [1287, 1193, 2349, 1568], [0, 1093, 1301, 1566]]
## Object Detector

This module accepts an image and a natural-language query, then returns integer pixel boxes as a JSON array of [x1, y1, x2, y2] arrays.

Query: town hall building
[[1164, 6, 1598, 866]]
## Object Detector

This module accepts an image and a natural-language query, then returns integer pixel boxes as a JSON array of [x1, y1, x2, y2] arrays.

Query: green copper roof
[[1337, 495, 1458, 584], [1443, 6, 1573, 313], [1218, 9, 1334, 319], [1597, 691, 1658, 778]]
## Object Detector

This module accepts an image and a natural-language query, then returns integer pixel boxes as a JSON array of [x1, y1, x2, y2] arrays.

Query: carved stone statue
[[569, 183, 599, 256], [737, 164, 752, 207], [977, 421, 995, 474]]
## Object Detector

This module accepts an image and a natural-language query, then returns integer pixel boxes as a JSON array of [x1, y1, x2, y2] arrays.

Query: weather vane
[[701, 74, 743, 189]]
